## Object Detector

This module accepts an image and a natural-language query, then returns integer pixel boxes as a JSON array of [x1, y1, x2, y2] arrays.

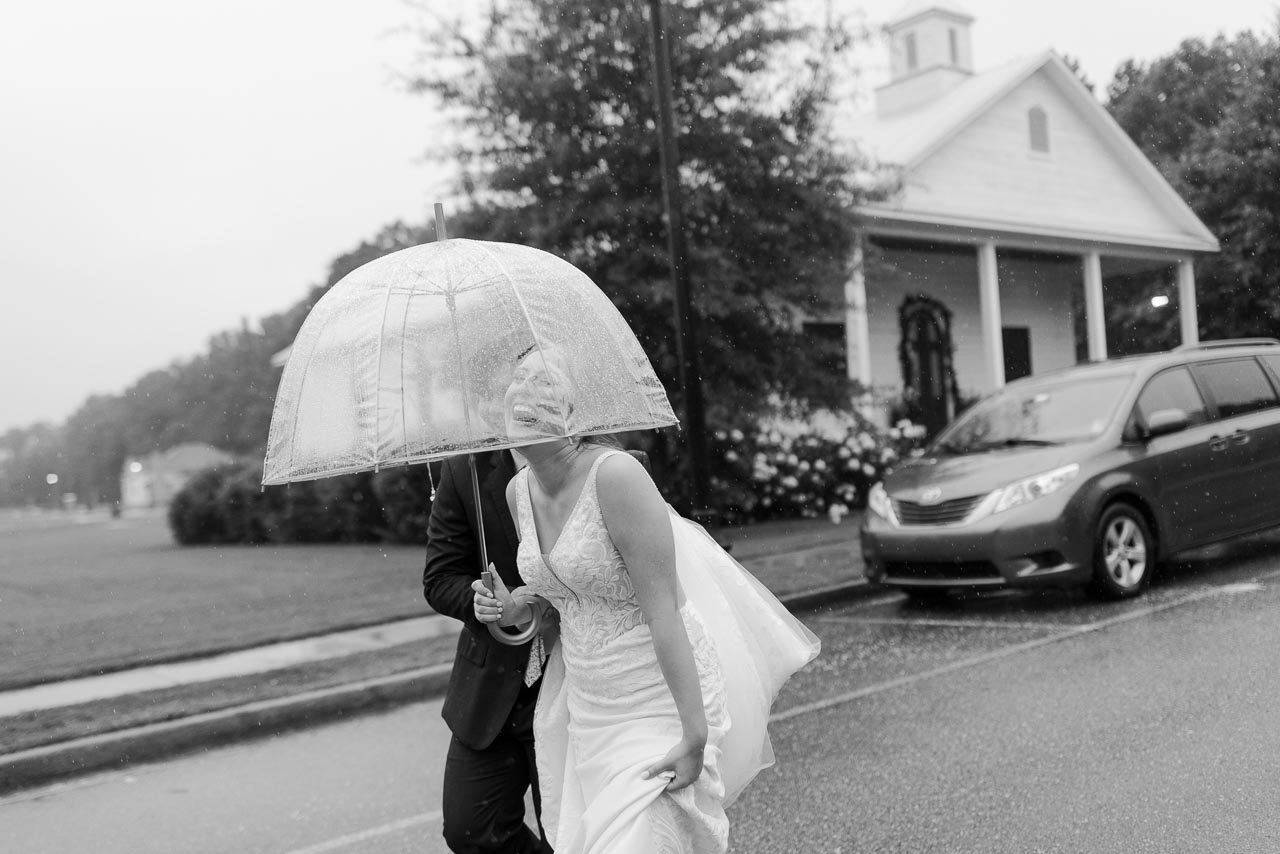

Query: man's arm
[[423, 459, 481, 623]]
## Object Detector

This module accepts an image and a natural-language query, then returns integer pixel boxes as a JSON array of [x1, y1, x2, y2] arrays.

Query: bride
[[472, 347, 819, 853]]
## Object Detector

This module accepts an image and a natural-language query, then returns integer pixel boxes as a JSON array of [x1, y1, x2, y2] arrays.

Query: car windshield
[[932, 374, 1133, 454]]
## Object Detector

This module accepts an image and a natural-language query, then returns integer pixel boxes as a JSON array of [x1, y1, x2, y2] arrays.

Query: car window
[[1191, 358, 1279, 420], [1135, 367, 1208, 428], [933, 375, 1131, 453], [1262, 353, 1280, 386]]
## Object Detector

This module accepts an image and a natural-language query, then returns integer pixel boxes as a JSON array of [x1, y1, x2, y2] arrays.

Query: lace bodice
[[515, 451, 648, 652]]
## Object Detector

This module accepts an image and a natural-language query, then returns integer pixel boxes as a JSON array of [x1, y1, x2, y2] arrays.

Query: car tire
[[1088, 502, 1154, 600]]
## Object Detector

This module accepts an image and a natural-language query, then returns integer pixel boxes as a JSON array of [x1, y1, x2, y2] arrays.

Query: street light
[[1150, 295, 1170, 308], [645, 0, 711, 521], [45, 472, 59, 510]]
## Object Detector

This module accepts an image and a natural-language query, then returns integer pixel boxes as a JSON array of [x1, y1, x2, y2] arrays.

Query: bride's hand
[[470, 566, 533, 627], [641, 736, 705, 792]]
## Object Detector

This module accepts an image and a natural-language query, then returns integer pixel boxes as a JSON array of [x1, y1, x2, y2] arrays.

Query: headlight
[[867, 482, 898, 526], [990, 464, 1079, 515]]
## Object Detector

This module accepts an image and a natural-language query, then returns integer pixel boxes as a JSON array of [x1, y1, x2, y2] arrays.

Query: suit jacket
[[423, 451, 533, 750]]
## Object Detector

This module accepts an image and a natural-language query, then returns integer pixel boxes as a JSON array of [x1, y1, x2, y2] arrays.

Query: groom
[[423, 450, 553, 854]]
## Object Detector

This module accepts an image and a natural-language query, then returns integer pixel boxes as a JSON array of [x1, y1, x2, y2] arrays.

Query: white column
[[1177, 257, 1199, 346], [844, 234, 873, 388], [1083, 250, 1107, 362], [977, 241, 1005, 389]]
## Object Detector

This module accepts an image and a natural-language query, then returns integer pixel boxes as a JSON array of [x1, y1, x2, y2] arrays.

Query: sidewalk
[[0, 512, 871, 793]]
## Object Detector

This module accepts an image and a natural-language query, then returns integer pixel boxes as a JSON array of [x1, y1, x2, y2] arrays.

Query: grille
[[892, 495, 982, 525], [884, 560, 1000, 581]]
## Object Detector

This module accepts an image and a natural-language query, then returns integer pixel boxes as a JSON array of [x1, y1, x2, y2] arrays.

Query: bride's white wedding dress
[[515, 451, 820, 853]]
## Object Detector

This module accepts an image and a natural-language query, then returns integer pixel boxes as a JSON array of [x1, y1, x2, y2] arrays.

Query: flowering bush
[[707, 410, 928, 525]]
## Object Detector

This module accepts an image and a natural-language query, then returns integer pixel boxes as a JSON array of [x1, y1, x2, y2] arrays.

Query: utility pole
[[645, 0, 711, 520]]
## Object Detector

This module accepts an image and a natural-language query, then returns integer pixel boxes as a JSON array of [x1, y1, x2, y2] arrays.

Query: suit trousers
[[441, 681, 552, 854]]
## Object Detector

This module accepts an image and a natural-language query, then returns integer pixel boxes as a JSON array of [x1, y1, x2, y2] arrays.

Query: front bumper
[[859, 493, 1092, 590]]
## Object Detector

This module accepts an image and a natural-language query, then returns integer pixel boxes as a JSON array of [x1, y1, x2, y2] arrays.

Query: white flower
[[730, 428, 745, 442], [888, 427, 901, 439], [781, 475, 799, 489], [828, 503, 849, 524], [861, 463, 876, 476], [787, 454, 799, 466], [714, 430, 728, 441], [836, 447, 851, 459], [813, 459, 827, 472], [725, 450, 739, 462], [798, 460, 810, 472]]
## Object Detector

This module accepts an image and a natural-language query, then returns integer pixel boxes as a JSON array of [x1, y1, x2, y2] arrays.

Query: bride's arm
[[597, 453, 707, 791]]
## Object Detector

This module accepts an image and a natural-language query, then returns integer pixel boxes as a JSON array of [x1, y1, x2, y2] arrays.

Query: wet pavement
[[7, 533, 1280, 852]]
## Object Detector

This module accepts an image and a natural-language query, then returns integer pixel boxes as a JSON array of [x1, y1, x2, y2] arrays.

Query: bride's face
[[504, 350, 574, 439]]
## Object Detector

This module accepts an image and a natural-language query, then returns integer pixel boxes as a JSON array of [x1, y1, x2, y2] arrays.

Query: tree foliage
[[405, 0, 874, 434], [1106, 29, 1280, 340]]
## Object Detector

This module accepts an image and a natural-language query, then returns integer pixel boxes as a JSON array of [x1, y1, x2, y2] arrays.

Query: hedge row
[[168, 416, 929, 545]]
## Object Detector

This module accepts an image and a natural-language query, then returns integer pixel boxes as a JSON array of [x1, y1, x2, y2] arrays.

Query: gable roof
[[839, 50, 1219, 253]]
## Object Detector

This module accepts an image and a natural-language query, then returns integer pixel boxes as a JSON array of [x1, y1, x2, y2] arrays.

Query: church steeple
[[876, 1, 975, 116]]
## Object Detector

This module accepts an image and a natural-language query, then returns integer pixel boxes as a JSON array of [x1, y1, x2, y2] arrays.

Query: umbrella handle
[[481, 568, 542, 646]]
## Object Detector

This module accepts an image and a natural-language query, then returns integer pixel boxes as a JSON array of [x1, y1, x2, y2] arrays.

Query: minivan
[[860, 339, 1280, 599]]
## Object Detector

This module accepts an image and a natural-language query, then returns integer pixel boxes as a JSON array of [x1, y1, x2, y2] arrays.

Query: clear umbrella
[[263, 222, 678, 642]]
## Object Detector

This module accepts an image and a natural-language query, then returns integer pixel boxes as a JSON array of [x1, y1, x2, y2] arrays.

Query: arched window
[[1028, 107, 1050, 152]]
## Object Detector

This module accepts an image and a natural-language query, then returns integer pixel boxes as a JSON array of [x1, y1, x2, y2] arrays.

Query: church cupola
[[876, 1, 975, 116]]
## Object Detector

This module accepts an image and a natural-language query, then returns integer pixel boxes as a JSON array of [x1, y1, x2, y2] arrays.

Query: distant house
[[836, 1, 1219, 432], [120, 442, 236, 510]]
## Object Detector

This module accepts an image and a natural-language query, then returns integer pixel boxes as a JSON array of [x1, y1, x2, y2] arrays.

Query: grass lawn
[[0, 511, 430, 690], [0, 507, 862, 693]]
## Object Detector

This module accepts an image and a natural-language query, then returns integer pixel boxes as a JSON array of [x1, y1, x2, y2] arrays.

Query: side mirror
[[1144, 408, 1189, 439]]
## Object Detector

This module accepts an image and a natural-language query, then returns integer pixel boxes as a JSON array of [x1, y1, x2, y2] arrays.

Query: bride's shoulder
[[595, 450, 658, 502]]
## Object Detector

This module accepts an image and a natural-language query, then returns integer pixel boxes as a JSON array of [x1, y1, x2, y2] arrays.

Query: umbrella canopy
[[263, 238, 677, 485]]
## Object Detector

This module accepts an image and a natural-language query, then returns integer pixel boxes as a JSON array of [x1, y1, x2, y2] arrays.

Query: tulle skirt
[[532, 507, 821, 852]]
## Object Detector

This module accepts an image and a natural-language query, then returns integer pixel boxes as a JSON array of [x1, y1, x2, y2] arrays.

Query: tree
[[1107, 30, 1280, 341], [405, 0, 877, 438]]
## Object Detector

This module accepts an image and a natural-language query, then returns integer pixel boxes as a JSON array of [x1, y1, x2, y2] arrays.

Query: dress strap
[[585, 448, 624, 480], [513, 466, 533, 541]]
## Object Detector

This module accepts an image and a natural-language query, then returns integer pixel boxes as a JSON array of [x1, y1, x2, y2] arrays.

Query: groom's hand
[[471, 567, 532, 627]]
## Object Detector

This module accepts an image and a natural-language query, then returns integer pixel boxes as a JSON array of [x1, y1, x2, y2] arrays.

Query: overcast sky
[[2, 0, 1276, 434]]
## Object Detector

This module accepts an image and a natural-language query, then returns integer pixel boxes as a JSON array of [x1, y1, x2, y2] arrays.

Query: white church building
[[837, 1, 1219, 433]]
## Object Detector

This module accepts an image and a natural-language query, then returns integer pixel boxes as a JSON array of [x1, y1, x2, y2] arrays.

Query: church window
[[905, 32, 918, 71], [1029, 107, 1050, 152]]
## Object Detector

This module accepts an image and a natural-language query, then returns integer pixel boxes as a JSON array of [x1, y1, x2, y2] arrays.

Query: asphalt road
[[7, 535, 1280, 853]]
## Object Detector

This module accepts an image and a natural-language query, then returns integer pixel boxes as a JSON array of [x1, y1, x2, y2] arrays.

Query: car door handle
[[1208, 435, 1230, 452], [1231, 429, 1251, 446]]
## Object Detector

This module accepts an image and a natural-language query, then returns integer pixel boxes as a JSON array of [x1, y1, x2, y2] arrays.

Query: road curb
[[1, 579, 882, 795], [0, 664, 453, 797]]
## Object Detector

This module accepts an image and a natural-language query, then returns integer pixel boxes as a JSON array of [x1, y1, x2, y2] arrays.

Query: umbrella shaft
[[467, 453, 489, 573]]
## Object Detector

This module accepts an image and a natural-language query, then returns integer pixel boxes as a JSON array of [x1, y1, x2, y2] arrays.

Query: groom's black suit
[[423, 450, 551, 854]]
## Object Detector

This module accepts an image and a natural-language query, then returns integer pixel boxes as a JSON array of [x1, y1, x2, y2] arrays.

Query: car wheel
[[1089, 502, 1154, 600]]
